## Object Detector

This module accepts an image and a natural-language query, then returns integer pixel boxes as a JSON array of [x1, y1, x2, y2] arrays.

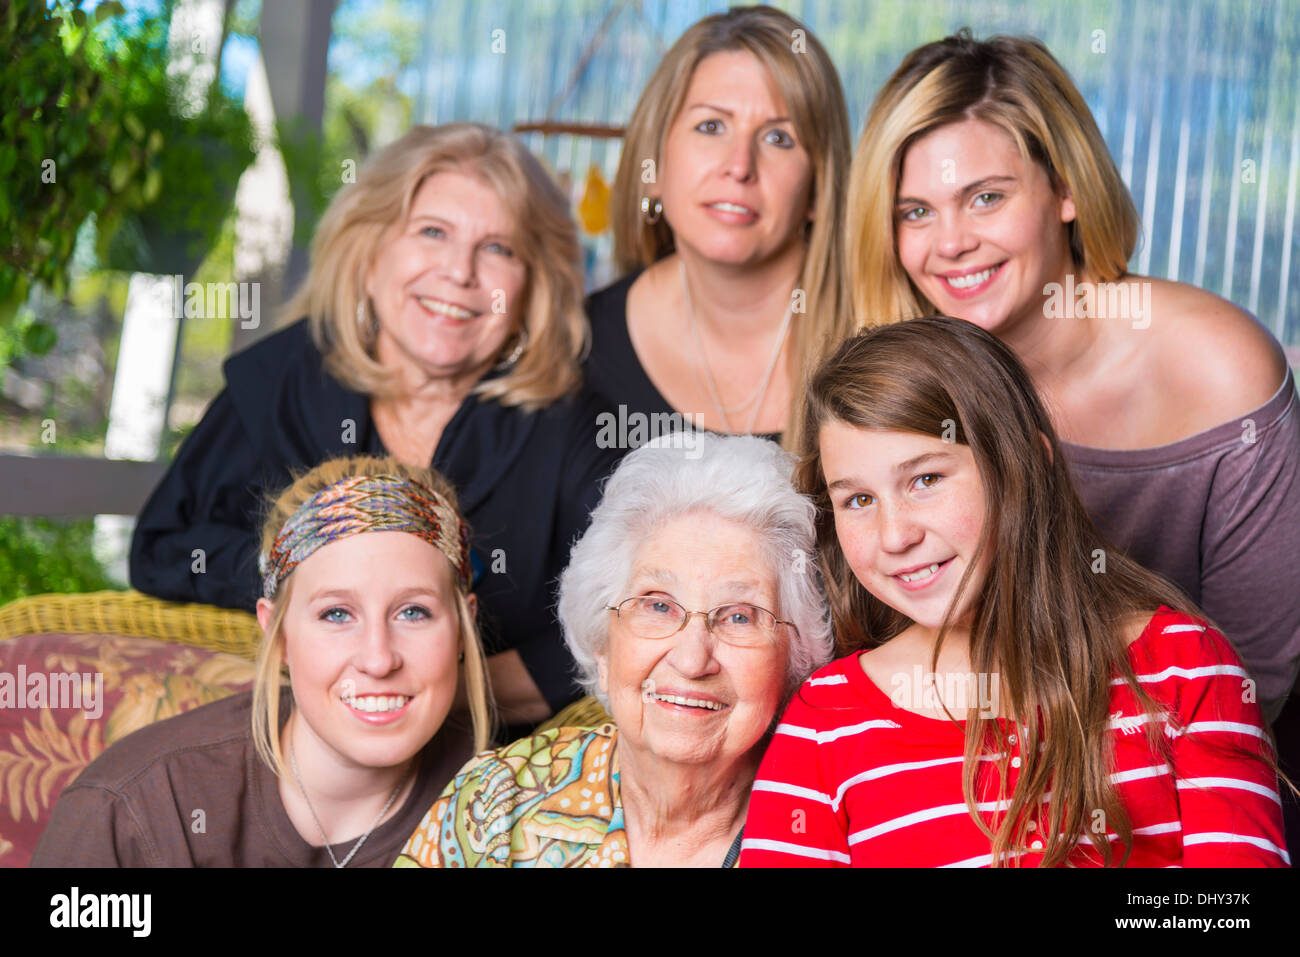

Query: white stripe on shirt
[[848, 799, 1012, 845], [1182, 831, 1290, 865], [1182, 720, 1267, 740], [740, 838, 852, 864], [775, 718, 901, 744], [1113, 664, 1249, 686], [1177, 776, 1282, 805], [808, 674, 849, 686], [751, 779, 833, 806]]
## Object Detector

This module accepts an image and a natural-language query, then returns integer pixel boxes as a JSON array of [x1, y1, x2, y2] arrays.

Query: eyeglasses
[[606, 596, 796, 647]]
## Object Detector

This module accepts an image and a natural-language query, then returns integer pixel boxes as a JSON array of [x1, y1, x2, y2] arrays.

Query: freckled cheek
[[834, 514, 881, 581], [944, 499, 987, 553]]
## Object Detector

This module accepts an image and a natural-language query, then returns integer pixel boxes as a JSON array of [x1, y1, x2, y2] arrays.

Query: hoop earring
[[640, 195, 663, 225], [495, 328, 528, 371]]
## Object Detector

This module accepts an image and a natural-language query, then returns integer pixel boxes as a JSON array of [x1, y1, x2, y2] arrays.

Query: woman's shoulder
[[1124, 607, 1244, 669], [444, 724, 616, 805], [221, 317, 320, 385], [584, 271, 640, 323], [583, 271, 651, 378], [63, 691, 257, 796], [1142, 277, 1288, 421], [786, 655, 869, 712], [216, 318, 366, 453], [488, 722, 615, 770]]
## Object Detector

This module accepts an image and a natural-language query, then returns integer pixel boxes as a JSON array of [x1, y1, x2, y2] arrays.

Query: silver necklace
[[289, 741, 407, 868], [680, 260, 793, 435]]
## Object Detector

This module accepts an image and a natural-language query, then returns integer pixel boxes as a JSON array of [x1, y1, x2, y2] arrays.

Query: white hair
[[557, 431, 833, 705]]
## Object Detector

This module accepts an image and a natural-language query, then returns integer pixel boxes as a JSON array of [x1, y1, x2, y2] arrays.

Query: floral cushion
[[0, 631, 256, 867]]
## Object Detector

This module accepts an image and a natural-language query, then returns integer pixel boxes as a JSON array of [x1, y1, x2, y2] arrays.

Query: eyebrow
[[896, 175, 1019, 207], [629, 572, 764, 596], [683, 102, 792, 124], [634, 568, 678, 587], [825, 451, 959, 491]]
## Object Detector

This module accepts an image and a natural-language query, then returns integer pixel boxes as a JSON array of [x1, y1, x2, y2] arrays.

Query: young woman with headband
[[739, 318, 1290, 868], [34, 456, 490, 867]]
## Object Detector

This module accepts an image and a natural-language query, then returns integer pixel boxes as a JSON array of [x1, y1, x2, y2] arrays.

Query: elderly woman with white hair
[[395, 432, 832, 867]]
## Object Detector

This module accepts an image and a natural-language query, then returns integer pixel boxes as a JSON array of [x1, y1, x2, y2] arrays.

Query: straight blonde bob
[[847, 29, 1139, 327], [280, 123, 588, 411], [611, 5, 853, 449], [251, 455, 494, 780]]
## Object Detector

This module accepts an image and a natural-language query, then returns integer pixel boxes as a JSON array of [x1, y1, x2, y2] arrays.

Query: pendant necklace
[[680, 259, 793, 435]]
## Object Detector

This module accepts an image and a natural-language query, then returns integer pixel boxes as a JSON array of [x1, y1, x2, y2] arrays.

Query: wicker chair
[[0, 588, 608, 865]]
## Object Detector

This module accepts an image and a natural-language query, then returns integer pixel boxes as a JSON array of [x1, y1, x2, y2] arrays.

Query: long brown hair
[[798, 317, 1260, 867], [612, 5, 853, 448], [847, 30, 1138, 327]]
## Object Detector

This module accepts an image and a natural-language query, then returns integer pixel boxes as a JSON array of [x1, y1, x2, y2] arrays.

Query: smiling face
[[894, 118, 1077, 337], [597, 511, 789, 769], [658, 49, 814, 269], [365, 169, 528, 386], [271, 530, 462, 773], [819, 421, 990, 631]]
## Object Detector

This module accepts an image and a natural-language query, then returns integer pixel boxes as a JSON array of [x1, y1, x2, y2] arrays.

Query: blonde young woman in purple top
[[846, 31, 1300, 724]]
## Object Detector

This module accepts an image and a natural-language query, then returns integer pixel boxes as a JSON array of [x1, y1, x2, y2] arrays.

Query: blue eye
[[397, 605, 431, 621], [484, 242, 514, 258], [695, 119, 723, 134], [764, 128, 794, 148], [724, 607, 754, 626], [420, 225, 446, 239], [321, 607, 351, 623]]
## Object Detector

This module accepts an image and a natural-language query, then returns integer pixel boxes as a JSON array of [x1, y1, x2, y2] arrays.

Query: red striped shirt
[[739, 608, 1288, 867]]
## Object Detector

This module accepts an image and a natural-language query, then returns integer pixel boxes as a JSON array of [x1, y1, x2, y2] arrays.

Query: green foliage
[[0, 1, 146, 324], [0, 304, 56, 367], [0, 517, 113, 604], [1, 0, 256, 363], [94, 4, 256, 276], [276, 116, 340, 249]]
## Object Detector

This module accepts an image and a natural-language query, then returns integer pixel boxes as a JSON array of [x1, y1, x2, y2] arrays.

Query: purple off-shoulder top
[[1062, 370, 1300, 721]]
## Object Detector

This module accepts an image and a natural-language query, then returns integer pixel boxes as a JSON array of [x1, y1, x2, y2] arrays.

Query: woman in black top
[[131, 124, 618, 725], [585, 7, 853, 447]]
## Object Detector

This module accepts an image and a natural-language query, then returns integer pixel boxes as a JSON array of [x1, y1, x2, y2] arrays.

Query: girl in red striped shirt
[[739, 317, 1291, 867]]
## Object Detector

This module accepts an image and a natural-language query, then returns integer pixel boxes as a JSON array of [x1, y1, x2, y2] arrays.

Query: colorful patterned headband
[[259, 474, 472, 600]]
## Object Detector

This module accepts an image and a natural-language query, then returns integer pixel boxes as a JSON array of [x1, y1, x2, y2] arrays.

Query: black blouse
[[584, 270, 781, 444], [129, 319, 619, 711]]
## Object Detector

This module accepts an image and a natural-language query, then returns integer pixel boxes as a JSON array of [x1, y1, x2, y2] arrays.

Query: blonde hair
[[279, 123, 588, 411], [847, 29, 1139, 327], [611, 5, 853, 449], [251, 455, 494, 779]]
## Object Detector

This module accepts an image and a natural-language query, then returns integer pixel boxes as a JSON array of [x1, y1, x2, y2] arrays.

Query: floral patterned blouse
[[396, 724, 630, 868]]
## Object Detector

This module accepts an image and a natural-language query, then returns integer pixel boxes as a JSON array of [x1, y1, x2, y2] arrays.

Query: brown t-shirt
[[1062, 369, 1300, 721], [30, 689, 474, 867]]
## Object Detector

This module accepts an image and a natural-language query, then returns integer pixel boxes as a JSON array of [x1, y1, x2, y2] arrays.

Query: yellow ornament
[[578, 164, 611, 235]]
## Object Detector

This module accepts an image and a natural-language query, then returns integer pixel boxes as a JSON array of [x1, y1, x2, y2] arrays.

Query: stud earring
[[640, 195, 663, 225]]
